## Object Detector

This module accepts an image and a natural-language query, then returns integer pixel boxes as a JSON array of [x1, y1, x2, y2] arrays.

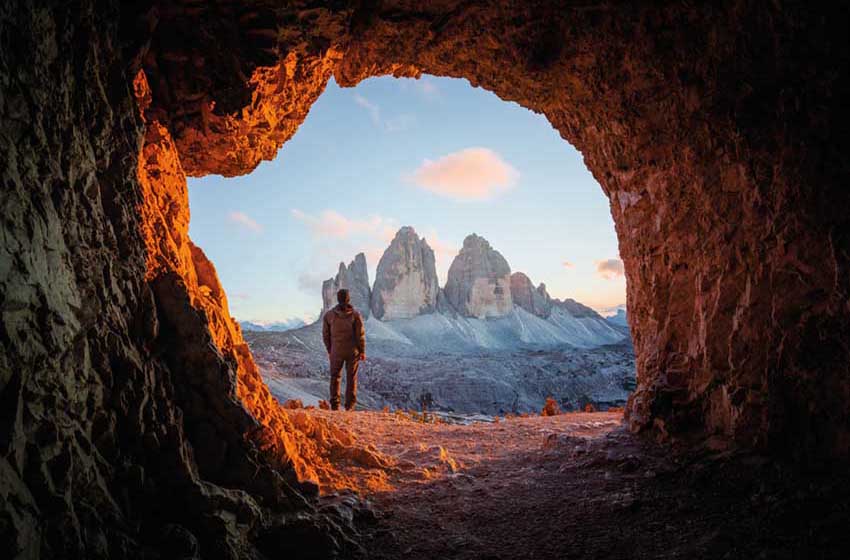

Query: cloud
[[354, 94, 415, 132], [297, 270, 329, 294], [227, 211, 263, 233], [291, 208, 400, 296], [599, 303, 627, 318], [408, 148, 519, 201], [384, 114, 416, 132], [291, 209, 397, 241], [562, 260, 575, 269], [354, 94, 381, 125], [596, 259, 625, 280]]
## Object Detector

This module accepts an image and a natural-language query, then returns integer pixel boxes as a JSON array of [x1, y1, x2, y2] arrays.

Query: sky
[[187, 75, 626, 323]]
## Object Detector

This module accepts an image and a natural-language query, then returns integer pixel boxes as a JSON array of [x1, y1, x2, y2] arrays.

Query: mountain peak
[[395, 225, 418, 238], [322, 254, 372, 317], [445, 234, 512, 318], [462, 233, 492, 251], [510, 272, 553, 318], [314, 228, 608, 327], [371, 226, 440, 319]]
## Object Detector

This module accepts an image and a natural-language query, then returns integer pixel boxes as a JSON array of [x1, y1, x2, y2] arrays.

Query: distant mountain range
[[239, 318, 308, 332], [245, 227, 635, 415], [603, 305, 628, 328], [607, 309, 628, 328], [316, 226, 626, 349]]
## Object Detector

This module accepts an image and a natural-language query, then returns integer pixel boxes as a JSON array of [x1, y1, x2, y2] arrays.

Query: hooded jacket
[[322, 304, 366, 358]]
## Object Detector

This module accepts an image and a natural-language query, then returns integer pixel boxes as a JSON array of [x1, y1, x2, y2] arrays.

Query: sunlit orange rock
[[136, 69, 365, 498]]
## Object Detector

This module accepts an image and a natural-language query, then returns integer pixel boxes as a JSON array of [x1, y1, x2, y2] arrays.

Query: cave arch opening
[[133, 3, 850, 503], [5, 3, 848, 558], [185, 73, 634, 420]]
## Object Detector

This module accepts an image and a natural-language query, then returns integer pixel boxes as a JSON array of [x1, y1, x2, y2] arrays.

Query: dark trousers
[[329, 354, 359, 410]]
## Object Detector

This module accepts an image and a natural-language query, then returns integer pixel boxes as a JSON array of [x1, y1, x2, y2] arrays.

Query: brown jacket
[[322, 304, 366, 358]]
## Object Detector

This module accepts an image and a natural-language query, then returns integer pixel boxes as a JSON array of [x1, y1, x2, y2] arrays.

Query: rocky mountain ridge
[[246, 227, 633, 414], [320, 226, 620, 333], [371, 226, 440, 320], [240, 318, 308, 332]]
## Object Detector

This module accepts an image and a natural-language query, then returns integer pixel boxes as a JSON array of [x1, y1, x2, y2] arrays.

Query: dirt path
[[296, 409, 848, 559]]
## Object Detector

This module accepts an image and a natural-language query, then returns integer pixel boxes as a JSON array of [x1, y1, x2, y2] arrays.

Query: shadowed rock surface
[[510, 272, 554, 318], [2, 1, 849, 557]]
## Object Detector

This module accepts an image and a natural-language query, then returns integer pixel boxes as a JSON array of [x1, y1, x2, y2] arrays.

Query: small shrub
[[541, 397, 562, 417], [282, 399, 304, 410], [583, 403, 597, 413]]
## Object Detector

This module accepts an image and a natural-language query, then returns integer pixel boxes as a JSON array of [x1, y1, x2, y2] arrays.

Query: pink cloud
[[354, 94, 381, 125], [415, 78, 439, 99], [562, 260, 575, 269], [291, 209, 397, 240], [596, 259, 625, 280], [227, 211, 262, 233], [409, 148, 519, 201]]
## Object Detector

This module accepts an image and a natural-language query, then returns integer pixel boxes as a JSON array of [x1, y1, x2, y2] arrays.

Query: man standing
[[322, 289, 366, 411]]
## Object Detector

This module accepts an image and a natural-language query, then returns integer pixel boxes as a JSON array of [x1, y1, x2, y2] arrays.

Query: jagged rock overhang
[[137, 1, 850, 463]]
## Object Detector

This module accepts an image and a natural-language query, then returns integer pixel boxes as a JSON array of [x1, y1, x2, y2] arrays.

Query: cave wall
[[2, 0, 849, 558], [0, 2, 352, 558], [141, 0, 850, 461]]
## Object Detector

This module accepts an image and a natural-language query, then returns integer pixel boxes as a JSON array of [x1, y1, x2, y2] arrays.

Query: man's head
[[337, 289, 351, 306]]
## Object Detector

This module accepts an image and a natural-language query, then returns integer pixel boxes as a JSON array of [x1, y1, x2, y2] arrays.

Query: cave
[[2, 1, 849, 558]]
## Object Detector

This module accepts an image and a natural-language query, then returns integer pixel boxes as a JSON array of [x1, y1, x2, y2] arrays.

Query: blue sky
[[187, 75, 625, 323]]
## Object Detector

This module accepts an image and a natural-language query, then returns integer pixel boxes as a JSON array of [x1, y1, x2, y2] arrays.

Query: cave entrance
[[7, 3, 847, 557], [185, 74, 633, 420], [135, 1, 849, 492]]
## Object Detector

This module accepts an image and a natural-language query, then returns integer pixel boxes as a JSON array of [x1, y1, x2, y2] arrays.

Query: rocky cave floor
[[290, 410, 850, 559]]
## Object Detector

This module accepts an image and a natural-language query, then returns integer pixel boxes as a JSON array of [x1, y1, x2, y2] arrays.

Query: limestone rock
[[510, 272, 554, 318], [445, 234, 512, 318], [371, 227, 440, 320], [322, 253, 371, 318]]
